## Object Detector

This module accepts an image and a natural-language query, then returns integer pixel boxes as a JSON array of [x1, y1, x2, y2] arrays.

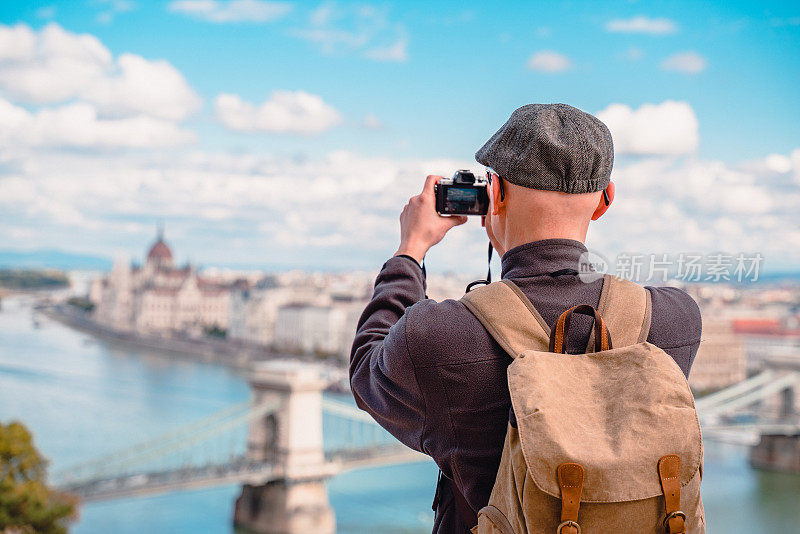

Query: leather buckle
[[556, 520, 581, 534], [663, 510, 686, 529]]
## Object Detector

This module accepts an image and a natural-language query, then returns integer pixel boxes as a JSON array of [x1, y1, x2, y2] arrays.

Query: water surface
[[1, 296, 798, 533]]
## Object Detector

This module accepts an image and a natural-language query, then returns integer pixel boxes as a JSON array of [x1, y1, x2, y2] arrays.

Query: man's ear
[[591, 181, 615, 221], [490, 176, 504, 216]]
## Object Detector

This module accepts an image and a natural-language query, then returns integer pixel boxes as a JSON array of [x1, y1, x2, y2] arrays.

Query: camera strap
[[465, 242, 493, 293]]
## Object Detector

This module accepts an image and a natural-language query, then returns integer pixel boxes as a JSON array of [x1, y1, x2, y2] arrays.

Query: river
[[1, 295, 798, 533]]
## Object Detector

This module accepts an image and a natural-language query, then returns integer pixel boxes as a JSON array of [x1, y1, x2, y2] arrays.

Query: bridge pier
[[234, 361, 336, 534], [779, 386, 795, 419], [750, 432, 800, 474], [746, 363, 800, 474]]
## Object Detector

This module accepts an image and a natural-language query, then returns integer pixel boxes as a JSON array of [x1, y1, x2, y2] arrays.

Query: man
[[350, 103, 701, 533]]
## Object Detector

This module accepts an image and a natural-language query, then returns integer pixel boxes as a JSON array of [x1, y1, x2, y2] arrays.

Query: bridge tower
[[749, 359, 800, 474], [234, 361, 336, 534]]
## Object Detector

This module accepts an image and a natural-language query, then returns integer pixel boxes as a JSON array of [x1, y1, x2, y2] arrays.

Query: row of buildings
[[89, 231, 800, 383], [90, 231, 232, 336], [88, 231, 469, 361], [685, 283, 800, 392], [89, 231, 373, 361]]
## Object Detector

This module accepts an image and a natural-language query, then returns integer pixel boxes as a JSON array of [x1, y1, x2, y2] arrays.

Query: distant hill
[[0, 249, 112, 271], [0, 269, 69, 289]]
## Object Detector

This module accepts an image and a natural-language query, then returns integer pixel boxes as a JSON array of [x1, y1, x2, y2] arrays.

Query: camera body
[[434, 170, 490, 216]]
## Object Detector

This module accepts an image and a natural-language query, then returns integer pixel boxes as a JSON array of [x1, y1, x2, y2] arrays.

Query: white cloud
[[526, 51, 572, 73], [0, 23, 201, 121], [764, 153, 792, 174], [605, 16, 678, 34], [214, 91, 342, 134], [309, 3, 335, 27], [1, 144, 799, 270], [7, 150, 800, 271], [83, 53, 202, 121], [95, 0, 136, 24], [292, 27, 370, 53], [661, 51, 707, 74], [0, 149, 460, 264], [596, 101, 699, 155], [791, 149, 800, 183], [0, 97, 196, 148], [0, 23, 112, 103], [360, 113, 383, 130], [365, 35, 408, 62], [745, 148, 800, 184], [624, 46, 644, 61], [592, 151, 800, 262], [35, 5, 57, 19], [292, 4, 408, 62], [168, 0, 291, 23]]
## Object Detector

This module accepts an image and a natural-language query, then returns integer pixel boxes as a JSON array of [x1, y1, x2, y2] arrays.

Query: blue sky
[[0, 1, 799, 272], [2, 0, 798, 161]]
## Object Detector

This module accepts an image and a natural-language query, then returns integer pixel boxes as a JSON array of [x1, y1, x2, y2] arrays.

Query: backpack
[[460, 274, 704, 534]]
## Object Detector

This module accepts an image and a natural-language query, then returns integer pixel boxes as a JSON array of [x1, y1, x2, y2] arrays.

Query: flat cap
[[475, 103, 613, 194]]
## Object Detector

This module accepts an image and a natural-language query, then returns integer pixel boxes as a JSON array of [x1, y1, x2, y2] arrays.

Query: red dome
[[147, 239, 173, 262]]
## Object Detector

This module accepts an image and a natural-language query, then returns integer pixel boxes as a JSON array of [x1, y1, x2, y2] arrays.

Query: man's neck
[[502, 220, 588, 252]]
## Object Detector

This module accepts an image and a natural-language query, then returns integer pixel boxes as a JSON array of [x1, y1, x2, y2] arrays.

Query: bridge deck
[[59, 445, 429, 502]]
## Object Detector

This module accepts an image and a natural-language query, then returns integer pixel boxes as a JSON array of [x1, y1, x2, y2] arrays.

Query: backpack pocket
[[508, 343, 702, 503], [476, 505, 516, 534]]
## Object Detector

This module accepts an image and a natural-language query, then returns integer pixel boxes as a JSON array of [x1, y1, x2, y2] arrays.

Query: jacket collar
[[501, 239, 588, 279]]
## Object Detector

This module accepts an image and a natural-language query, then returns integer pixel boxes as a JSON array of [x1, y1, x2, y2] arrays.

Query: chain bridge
[[696, 357, 800, 476], [696, 357, 800, 447], [52, 361, 426, 533], [52, 357, 800, 533]]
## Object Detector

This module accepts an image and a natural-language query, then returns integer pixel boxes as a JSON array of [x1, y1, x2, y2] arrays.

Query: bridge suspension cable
[[53, 400, 279, 486], [695, 370, 776, 411], [321, 398, 379, 423], [52, 401, 252, 482], [321, 398, 428, 469], [698, 372, 800, 419]]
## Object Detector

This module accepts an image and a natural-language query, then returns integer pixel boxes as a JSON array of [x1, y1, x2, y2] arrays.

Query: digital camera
[[434, 170, 490, 216]]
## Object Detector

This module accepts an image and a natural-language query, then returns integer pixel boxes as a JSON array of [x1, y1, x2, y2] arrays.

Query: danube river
[[1, 296, 798, 533]]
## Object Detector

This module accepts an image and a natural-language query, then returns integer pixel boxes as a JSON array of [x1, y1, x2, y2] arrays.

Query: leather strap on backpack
[[462, 276, 652, 358], [549, 305, 611, 354], [658, 455, 686, 534], [588, 274, 652, 350], [556, 462, 584, 534]]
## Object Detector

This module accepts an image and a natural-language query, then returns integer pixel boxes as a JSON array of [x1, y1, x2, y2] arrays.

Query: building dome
[[146, 225, 174, 269], [147, 240, 173, 262]]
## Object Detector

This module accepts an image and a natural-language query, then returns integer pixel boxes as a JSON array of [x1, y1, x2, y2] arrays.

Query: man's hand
[[394, 175, 468, 264]]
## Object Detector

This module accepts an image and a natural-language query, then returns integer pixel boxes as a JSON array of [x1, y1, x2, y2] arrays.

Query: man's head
[[476, 104, 615, 254]]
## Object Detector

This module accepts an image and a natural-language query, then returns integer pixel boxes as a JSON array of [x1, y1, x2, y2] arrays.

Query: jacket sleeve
[[349, 255, 429, 453], [645, 286, 703, 378]]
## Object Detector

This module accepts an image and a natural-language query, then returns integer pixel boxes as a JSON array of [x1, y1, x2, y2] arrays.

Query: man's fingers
[[422, 174, 442, 195], [446, 215, 468, 228]]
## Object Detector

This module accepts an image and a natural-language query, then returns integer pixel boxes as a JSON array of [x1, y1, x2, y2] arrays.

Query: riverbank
[[40, 303, 351, 392], [42, 304, 260, 368]]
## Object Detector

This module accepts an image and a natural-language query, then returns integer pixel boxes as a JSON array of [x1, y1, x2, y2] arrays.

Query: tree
[[0, 421, 76, 534]]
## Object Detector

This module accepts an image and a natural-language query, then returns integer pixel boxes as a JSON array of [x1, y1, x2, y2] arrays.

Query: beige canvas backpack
[[460, 274, 704, 534]]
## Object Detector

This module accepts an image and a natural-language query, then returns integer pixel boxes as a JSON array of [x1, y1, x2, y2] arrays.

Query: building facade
[[89, 230, 231, 336], [272, 301, 363, 359], [688, 317, 747, 392]]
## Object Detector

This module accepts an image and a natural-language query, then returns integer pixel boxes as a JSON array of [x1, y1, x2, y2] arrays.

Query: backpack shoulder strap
[[460, 279, 550, 358], [588, 274, 652, 349]]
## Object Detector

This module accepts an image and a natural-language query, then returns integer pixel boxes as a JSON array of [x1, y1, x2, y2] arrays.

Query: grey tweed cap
[[475, 103, 613, 194]]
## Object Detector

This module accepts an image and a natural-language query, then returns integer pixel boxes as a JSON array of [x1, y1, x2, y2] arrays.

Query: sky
[[0, 0, 799, 274]]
